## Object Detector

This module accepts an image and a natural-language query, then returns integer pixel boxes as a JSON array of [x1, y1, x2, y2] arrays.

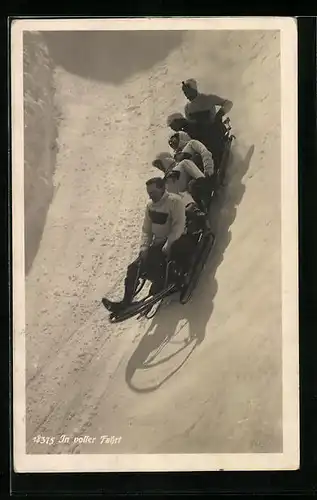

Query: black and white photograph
[[12, 17, 298, 472]]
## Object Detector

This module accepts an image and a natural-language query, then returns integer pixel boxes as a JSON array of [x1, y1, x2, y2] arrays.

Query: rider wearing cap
[[152, 152, 205, 192], [168, 130, 214, 177], [151, 152, 209, 212], [168, 131, 217, 210], [166, 112, 202, 140]]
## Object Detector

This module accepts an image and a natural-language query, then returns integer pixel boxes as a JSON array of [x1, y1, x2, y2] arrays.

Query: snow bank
[[23, 31, 60, 275]]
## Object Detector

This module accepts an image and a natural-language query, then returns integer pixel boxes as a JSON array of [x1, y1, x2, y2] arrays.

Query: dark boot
[[102, 262, 140, 314], [149, 281, 163, 296], [204, 218, 213, 237], [148, 267, 166, 295], [101, 297, 126, 314]]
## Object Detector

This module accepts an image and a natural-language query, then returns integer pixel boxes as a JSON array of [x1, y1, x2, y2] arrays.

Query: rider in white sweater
[[152, 152, 205, 194], [168, 130, 215, 177], [102, 177, 197, 314], [140, 188, 187, 255]]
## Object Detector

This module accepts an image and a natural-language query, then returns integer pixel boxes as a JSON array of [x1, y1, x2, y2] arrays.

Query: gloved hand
[[188, 178, 196, 193], [138, 248, 148, 261], [174, 152, 191, 162], [162, 243, 171, 259], [205, 172, 215, 180], [215, 107, 225, 120]]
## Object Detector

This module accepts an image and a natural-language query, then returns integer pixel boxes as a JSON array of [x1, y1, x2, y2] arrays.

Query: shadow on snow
[[125, 144, 255, 393], [42, 30, 185, 85]]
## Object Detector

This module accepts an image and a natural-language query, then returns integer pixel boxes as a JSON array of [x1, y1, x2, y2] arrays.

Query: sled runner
[[209, 116, 235, 200], [217, 116, 235, 185], [108, 229, 216, 324], [195, 115, 235, 213]]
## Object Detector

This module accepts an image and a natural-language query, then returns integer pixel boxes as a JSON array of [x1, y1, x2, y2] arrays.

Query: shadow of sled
[[125, 143, 255, 393]]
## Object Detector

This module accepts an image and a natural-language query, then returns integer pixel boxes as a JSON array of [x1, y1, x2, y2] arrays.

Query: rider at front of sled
[[101, 177, 215, 323]]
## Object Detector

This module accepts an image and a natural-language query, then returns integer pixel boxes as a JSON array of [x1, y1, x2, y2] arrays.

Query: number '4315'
[[32, 435, 55, 445]]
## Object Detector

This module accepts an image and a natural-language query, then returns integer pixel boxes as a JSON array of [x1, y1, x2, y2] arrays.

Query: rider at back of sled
[[167, 78, 233, 175], [102, 177, 209, 315]]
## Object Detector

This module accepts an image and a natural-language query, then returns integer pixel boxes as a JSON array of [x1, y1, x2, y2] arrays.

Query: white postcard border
[[11, 16, 298, 472]]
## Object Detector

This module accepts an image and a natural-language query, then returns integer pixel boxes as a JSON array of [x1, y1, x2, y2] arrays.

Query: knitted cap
[[183, 78, 198, 91], [166, 112, 186, 127]]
